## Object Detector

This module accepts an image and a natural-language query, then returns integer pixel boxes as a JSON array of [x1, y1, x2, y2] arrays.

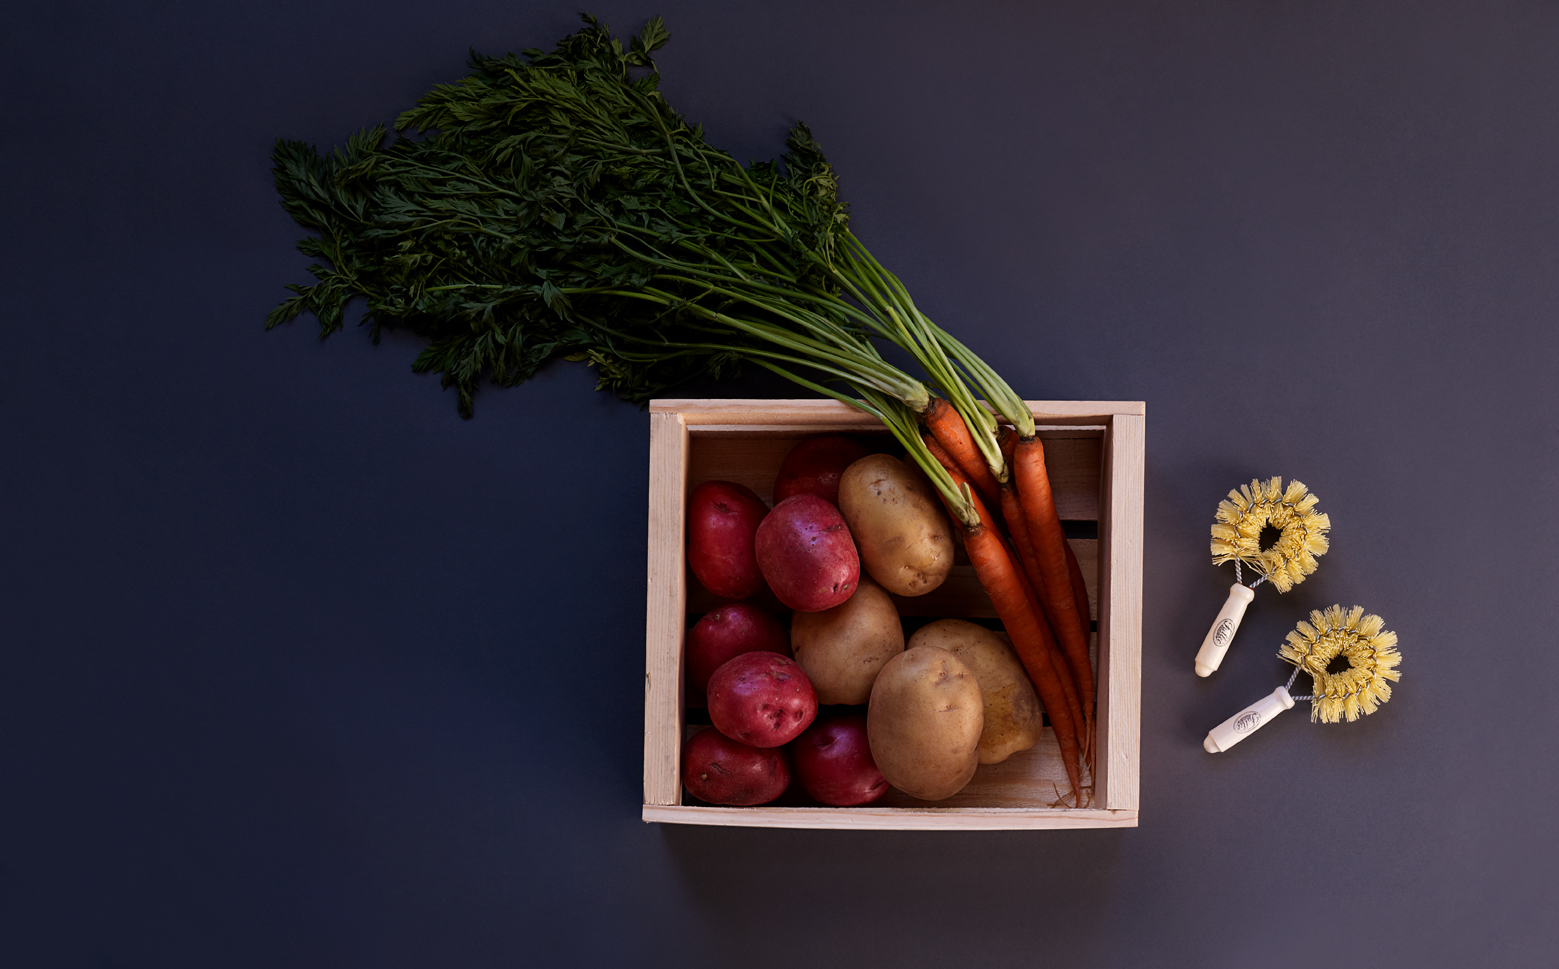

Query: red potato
[[791, 712, 889, 807], [687, 480, 769, 599], [754, 495, 860, 612], [707, 651, 818, 748], [686, 604, 790, 695], [773, 435, 871, 506], [682, 728, 790, 806]]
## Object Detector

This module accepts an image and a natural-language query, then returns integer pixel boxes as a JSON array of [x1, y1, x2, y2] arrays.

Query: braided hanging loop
[[1210, 477, 1330, 593], [1279, 606, 1402, 723]]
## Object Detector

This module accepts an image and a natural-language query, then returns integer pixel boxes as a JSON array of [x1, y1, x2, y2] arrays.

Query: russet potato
[[837, 454, 953, 597], [866, 645, 983, 800], [790, 576, 904, 705], [908, 619, 1043, 764]]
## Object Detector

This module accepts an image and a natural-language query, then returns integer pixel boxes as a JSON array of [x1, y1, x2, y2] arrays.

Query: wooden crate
[[642, 400, 1144, 830]]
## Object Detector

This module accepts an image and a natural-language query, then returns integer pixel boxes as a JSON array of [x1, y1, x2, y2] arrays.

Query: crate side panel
[[1096, 414, 1144, 812], [643, 805, 1138, 830], [644, 413, 690, 806], [651, 398, 1142, 424], [1025, 400, 1146, 420], [652, 399, 884, 426]]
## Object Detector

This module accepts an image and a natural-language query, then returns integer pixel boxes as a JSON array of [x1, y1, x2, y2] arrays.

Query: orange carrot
[[1014, 435, 1096, 735], [1010, 547, 1086, 753], [996, 424, 1017, 464], [962, 519, 1084, 805], [921, 398, 1000, 508], [924, 434, 1085, 795], [1001, 482, 1087, 731], [1000, 483, 1049, 620]]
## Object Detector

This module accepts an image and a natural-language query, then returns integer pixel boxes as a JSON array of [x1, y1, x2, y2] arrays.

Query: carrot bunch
[[920, 408, 1094, 807], [267, 14, 1094, 802]]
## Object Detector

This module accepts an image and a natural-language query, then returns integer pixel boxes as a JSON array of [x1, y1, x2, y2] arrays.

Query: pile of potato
[[683, 436, 1045, 807]]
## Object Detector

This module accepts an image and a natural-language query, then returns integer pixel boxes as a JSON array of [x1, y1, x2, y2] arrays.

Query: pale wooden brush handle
[[1204, 686, 1295, 753], [1194, 583, 1256, 677]]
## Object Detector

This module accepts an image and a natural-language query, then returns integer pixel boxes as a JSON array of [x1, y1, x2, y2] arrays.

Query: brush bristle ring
[[1278, 605, 1402, 723], [1209, 477, 1330, 593]]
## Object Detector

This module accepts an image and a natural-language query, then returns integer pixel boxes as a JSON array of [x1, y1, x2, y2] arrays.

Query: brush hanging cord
[[1204, 606, 1402, 752], [1194, 477, 1330, 677]]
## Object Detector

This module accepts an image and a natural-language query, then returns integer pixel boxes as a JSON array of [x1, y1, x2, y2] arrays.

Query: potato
[[908, 619, 1043, 764], [790, 576, 904, 705], [707, 651, 818, 748], [837, 454, 954, 597], [867, 645, 983, 800], [792, 712, 888, 806], [682, 728, 790, 806], [687, 480, 769, 599], [686, 603, 791, 695], [754, 495, 860, 612], [773, 435, 870, 505]]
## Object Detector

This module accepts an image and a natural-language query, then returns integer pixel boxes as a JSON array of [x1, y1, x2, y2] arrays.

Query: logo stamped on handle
[[1233, 711, 1262, 734], [1213, 618, 1235, 648]]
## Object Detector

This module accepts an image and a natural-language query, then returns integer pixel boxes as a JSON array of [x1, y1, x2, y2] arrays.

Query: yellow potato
[[908, 619, 1043, 764], [867, 645, 983, 800], [791, 576, 905, 705], [838, 454, 954, 597]]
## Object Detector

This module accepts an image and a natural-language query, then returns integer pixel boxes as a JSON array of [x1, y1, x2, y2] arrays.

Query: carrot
[[1000, 483, 1048, 620], [1013, 435, 1096, 736], [996, 424, 1018, 464], [924, 434, 1086, 797], [1001, 481, 1090, 764], [921, 397, 1000, 508], [962, 519, 1085, 805], [1014, 558, 1086, 757]]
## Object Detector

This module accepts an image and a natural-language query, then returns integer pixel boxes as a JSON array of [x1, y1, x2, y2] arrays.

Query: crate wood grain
[[643, 400, 1143, 830]]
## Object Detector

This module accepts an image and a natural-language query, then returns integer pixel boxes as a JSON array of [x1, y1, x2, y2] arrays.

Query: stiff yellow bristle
[[1209, 476, 1330, 593], [1277, 605, 1402, 723]]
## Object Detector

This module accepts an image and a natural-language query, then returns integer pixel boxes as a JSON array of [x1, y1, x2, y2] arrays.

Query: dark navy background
[[3, 2, 1555, 966]]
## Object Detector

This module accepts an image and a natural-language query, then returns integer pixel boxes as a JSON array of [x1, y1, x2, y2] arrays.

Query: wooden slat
[[679, 724, 1093, 811], [686, 431, 1099, 518], [688, 540, 1097, 619], [677, 424, 892, 437], [651, 399, 885, 426], [887, 538, 1096, 618], [643, 413, 690, 807], [1044, 437, 1102, 521], [1026, 401, 1145, 420], [1074, 539, 1099, 620], [651, 398, 1145, 425], [641, 805, 1137, 830], [877, 728, 1088, 809], [1095, 413, 1144, 813]]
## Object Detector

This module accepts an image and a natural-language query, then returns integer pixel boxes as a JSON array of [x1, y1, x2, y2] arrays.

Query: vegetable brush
[[1194, 477, 1330, 677], [1204, 605, 1402, 752]]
